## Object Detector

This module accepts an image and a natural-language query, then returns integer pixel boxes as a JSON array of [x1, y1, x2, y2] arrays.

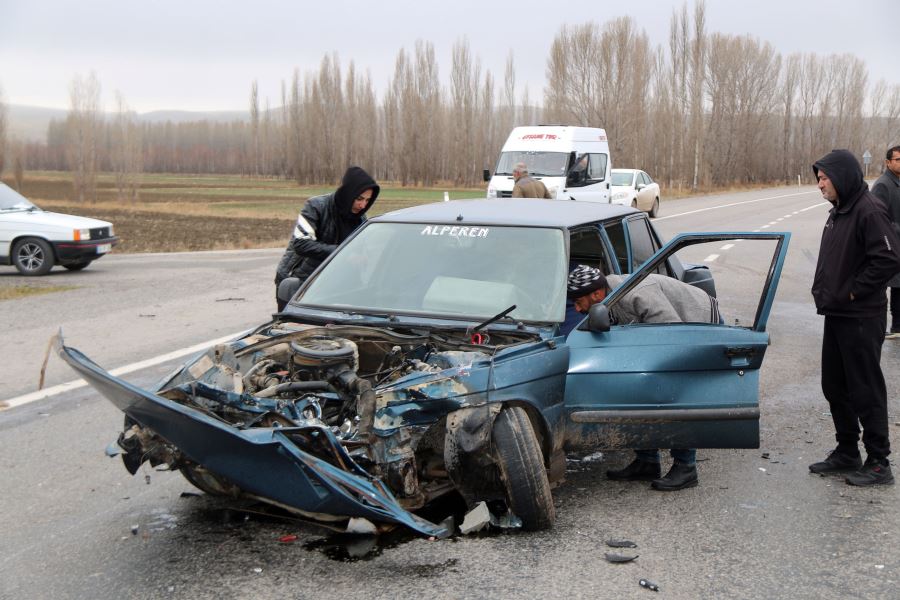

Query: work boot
[[606, 458, 661, 481], [845, 458, 894, 486], [650, 462, 698, 491], [808, 449, 862, 475]]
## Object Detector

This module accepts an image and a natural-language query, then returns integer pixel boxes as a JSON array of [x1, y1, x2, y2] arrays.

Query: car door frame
[[561, 231, 790, 452]]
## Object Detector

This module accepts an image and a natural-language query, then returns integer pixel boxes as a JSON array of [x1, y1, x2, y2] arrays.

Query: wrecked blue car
[[57, 199, 789, 537]]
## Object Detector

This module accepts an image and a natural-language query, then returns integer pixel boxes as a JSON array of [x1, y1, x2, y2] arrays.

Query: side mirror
[[636, 183, 645, 191], [277, 277, 301, 306], [483, 169, 491, 182], [587, 303, 611, 332]]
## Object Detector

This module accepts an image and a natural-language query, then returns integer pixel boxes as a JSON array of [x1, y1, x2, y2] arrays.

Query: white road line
[[767, 222, 778, 226], [704, 254, 719, 262], [1, 330, 246, 410], [720, 244, 735, 250], [653, 191, 819, 221], [776, 218, 784, 221], [760, 225, 771, 229]]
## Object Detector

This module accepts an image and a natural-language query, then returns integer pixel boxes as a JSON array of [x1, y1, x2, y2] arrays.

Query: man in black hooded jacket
[[274, 166, 379, 311], [808, 149, 900, 486]]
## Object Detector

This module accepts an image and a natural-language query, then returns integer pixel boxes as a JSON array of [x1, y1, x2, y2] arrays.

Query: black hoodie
[[811, 149, 900, 317], [275, 166, 380, 285]]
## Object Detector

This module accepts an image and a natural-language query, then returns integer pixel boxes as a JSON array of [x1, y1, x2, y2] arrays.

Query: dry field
[[4, 172, 483, 253]]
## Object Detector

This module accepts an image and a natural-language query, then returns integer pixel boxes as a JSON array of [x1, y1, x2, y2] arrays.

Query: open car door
[[562, 232, 790, 450]]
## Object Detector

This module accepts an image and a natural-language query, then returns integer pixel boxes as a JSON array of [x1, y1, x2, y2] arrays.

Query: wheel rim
[[18, 243, 45, 271]]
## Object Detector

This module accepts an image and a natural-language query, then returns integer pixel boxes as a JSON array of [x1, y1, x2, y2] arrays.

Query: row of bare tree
[[3, 1, 900, 201]]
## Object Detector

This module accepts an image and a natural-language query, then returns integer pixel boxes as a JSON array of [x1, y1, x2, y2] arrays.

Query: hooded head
[[334, 166, 380, 219], [812, 149, 866, 207]]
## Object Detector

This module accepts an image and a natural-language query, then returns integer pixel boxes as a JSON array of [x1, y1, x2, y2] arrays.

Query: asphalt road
[[2, 186, 899, 600]]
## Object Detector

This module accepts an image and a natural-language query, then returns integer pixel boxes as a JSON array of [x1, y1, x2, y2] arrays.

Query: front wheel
[[492, 406, 555, 530], [13, 237, 54, 276], [649, 197, 660, 218]]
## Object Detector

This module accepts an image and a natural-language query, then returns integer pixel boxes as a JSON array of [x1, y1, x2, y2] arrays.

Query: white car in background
[[611, 169, 661, 217], [0, 183, 118, 276]]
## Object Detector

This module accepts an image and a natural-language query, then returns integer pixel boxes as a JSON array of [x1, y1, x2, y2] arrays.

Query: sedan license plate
[[96, 243, 112, 254]]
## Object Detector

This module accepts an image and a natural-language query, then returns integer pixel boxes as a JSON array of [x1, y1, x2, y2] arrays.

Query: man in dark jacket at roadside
[[871, 145, 900, 337], [274, 166, 379, 310], [808, 149, 900, 486]]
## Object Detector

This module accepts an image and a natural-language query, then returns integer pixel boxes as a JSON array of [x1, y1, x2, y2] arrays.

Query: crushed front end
[[56, 320, 549, 536]]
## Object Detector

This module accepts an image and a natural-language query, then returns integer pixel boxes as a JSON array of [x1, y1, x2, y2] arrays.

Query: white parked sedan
[[610, 169, 661, 217], [0, 183, 118, 275]]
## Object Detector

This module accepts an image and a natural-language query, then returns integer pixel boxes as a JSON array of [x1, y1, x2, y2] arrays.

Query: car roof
[[611, 168, 640, 174], [371, 198, 638, 228]]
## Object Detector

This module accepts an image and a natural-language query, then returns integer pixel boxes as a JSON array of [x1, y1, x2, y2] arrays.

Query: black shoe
[[606, 458, 661, 481], [651, 462, 698, 491], [808, 449, 862, 474], [845, 458, 894, 486]]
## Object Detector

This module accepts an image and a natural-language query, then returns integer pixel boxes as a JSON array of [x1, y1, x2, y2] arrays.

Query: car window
[[602, 220, 629, 274], [570, 225, 613, 274], [299, 223, 568, 323], [0, 184, 36, 211], [587, 154, 607, 181], [642, 172, 653, 185], [611, 171, 633, 186], [626, 217, 659, 272], [495, 151, 570, 177]]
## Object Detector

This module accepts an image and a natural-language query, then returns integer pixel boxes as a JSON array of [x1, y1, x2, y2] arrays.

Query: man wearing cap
[[274, 166, 379, 311], [808, 149, 900, 486], [561, 264, 720, 491]]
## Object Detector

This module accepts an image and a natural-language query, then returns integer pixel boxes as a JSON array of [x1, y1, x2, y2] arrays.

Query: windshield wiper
[[471, 305, 517, 333]]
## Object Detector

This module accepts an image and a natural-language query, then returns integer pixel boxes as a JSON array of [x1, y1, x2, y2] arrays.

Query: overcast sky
[[0, 0, 895, 113]]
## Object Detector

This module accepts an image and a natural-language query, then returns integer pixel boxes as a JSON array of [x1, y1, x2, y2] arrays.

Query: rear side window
[[626, 217, 659, 272]]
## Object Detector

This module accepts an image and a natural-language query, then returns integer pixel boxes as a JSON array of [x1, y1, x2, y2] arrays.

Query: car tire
[[12, 237, 55, 276], [63, 260, 93, 271], [492, 405, 555, 530], [650, 197, 660, 218]]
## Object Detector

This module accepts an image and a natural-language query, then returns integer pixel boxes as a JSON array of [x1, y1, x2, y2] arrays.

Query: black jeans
[[821, 314, 891, 460]]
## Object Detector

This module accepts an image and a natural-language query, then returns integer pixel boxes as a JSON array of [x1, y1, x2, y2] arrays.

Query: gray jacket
[[872, 169, 900, 288], [606, 274, 720, 325]]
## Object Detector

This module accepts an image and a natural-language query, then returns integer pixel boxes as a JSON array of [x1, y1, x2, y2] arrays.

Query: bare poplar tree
[[111, 91, 142, 202], [250, 80, 260, 177], [689, 0, 706, 189], [67, 72, 102, 203]]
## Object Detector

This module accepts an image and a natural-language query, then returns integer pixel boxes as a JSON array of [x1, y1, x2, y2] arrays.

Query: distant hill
[[6, 104, 251, 142]]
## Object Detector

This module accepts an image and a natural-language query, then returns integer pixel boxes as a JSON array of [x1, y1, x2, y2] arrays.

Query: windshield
[[611, 171, 635, 186], [0, 184, 37, 211], [298, 222, 568, 323], [495, 151, 569, 177]]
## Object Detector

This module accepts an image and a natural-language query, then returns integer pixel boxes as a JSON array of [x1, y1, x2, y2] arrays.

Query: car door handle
[[725, 347, 756, 359]]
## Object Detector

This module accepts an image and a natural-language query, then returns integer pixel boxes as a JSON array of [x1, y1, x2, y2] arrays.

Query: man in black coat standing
[[274, 166, 379, 311], [871, 145, 900, 337], [808, 149, 900, 486]]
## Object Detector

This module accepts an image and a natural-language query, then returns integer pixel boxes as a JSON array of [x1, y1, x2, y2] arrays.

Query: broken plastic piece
[[345, 517, 377, 535], [278, 534, 298, 543], [760, 452, 770, 459], [104, 442, 121, 457], [639, 579, 659, 591], [460, 501, 492, 535], [606, 539, 637, 548], [179, 492, 200, 498], [605, 553, 639, 563], [130, 524, 139, 535]]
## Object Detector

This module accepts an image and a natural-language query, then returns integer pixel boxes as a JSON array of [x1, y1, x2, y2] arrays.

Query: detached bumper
[[55, 334, 447, 537], [53, 236, 119, 262]]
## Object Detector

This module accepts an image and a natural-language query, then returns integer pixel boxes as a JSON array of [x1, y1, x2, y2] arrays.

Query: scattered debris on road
[[639, 578, 660, 591], [605, 553, 639, 563], [606, 539, 638, 548]]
